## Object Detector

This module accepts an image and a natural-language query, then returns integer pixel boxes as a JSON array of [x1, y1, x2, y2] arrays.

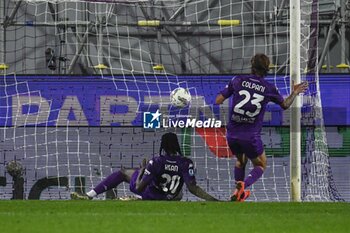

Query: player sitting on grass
[[216, 53, 308, 202], [71, 132, 218, 201]]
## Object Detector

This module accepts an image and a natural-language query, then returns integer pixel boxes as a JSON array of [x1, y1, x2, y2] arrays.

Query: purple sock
[[234, 166, 245, 181], [244, 166, 264, 188], [93, 171, 125, 195]]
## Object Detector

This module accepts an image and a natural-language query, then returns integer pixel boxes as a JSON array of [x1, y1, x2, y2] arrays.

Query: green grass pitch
[[0, 201, 349, 233]]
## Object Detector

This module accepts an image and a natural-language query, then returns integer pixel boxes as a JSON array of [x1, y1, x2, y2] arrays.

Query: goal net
[[0, 0, 343, 201]]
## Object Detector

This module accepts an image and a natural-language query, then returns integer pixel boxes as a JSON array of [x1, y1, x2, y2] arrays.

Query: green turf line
[[0, 201, 349, 233]]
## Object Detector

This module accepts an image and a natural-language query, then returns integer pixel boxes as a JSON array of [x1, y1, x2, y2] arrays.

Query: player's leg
[[71, 168, 136, 200], [227, 137, 247, 182], [234, 153, 248, 182], [231, 153, 265, 202], [88, 168, 135, 196], [235, 152, 266, 202], [231, 160, 246, 201], [244, 152, 266, 188], [240, 136, 266, 190], [119, 168, 136, 183], [227, 137, 248, 201], [231, 137, 265, 201]]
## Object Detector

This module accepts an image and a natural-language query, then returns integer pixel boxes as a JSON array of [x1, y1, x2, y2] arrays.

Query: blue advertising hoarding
[[0, 74, 349, 126]]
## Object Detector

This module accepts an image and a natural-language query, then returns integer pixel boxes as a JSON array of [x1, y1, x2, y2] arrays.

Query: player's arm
[[135, 160, 153, 193], [135, 168, 147, 192], [183, 160, 218, 201], [280, 81, 308, 110], [215, 77, 236, 105], [186, 181, 218, 201], [215, 94, 226, 105]]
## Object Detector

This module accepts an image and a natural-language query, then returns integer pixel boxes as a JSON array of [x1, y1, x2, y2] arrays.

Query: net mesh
[[0, 0, 343, 201]]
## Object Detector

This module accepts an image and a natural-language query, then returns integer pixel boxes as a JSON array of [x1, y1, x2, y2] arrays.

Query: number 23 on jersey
[[234, 90, 264, 117]]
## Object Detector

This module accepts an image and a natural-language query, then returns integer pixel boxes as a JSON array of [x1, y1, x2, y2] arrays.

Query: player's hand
[[292, 81, 308, 95], [140, 158, 147, 168]]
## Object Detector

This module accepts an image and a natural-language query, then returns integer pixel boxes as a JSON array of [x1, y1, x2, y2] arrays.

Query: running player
[[216, 53, 308, 201], [71, 132, 218, 201]]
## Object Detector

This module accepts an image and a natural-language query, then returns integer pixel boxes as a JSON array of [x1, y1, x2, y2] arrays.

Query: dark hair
[[159, 132, 183, 156], [251, 53, 270, 77]]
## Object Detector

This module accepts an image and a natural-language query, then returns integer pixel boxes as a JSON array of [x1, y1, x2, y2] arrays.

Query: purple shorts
[[227, 136, 264, 159]]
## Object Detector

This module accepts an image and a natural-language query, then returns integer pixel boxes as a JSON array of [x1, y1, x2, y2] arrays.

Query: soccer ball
[[170, 87, 191, 108], [6, 160, 24, 177]]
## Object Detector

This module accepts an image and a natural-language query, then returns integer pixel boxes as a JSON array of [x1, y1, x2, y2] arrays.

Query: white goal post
[[289, 0, 302, 202]]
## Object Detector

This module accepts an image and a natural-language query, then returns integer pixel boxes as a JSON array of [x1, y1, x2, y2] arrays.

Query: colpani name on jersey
[[242, 81, 266, 93]]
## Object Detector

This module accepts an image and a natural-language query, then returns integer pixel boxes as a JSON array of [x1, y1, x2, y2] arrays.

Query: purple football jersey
[[220, 75, 284, 139], [132, 154, 196, 200]]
